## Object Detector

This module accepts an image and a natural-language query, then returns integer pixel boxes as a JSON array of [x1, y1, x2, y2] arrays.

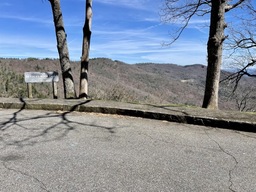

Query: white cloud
[[94, 0, 154, 10], [93, 27, 162, 39], [89, 25, 207, 64], [140, 43, 207, 65], [0, 13, 84, 28], [144, 17, 160, 22], [0, 14, 52, 25], [0, 33, 59, 58], [0, 29, 207, 64]]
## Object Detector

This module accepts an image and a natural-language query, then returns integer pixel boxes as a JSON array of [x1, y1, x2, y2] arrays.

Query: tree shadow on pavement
[[0, 98, 117, 150], [0, 98, 27, 131]]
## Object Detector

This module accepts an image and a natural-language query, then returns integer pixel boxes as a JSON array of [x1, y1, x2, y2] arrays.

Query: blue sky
[[0, 0, 210, 65]]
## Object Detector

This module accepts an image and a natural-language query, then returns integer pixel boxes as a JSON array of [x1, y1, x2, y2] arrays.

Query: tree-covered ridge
[[1, 58, 255, 112]]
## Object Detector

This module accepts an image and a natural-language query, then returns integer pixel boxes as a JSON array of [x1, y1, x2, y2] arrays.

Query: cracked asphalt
[[0, 108, 256, 192]]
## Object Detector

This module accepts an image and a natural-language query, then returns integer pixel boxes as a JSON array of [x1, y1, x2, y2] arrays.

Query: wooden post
[[27, 83, 33, 98], [53, 81, 58, 99]]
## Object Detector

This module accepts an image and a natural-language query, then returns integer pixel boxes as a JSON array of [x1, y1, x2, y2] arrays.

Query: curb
[[0, 98, 255, 132]]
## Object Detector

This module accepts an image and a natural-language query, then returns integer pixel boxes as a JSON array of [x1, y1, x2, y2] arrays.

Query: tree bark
[[202, 0, 226, 109], [49, 0, 76, 99], [79, 0, 92, 98]]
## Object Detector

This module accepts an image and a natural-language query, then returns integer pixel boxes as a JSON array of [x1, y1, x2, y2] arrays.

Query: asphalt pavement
[[0, 108, 256, 191]]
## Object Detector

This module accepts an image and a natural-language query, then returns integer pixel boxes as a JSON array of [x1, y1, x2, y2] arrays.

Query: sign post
[[24, 72, 59, 99]]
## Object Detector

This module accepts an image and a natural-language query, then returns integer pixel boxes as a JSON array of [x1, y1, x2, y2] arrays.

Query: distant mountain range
[[1, 57, 256, 111]]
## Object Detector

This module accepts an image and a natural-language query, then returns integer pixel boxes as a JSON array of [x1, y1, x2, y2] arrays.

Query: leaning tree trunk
[[49, 0, 76, 99], [202, 0, 226, 109], [79, 0, 92, 98]]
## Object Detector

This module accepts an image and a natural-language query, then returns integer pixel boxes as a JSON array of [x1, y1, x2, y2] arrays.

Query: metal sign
[[24, 72, 59, 83]]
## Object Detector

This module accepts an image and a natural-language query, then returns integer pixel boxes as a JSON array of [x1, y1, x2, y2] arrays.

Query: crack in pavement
[[204, 129, 238, 192], [1, 161, 50, 192]]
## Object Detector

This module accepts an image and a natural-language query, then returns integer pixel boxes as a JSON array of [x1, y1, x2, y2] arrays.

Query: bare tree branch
[[221, 60, 256, 92], [161, 0, 210, 45], [225, 0, 246, 12]]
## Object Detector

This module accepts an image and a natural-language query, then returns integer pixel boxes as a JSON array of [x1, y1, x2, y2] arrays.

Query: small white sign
[[25, 72, 59, 83]]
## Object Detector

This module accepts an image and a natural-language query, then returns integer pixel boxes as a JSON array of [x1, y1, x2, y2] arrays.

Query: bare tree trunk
[[202, 0, 226, 109], [79, 0, 92, 99], [49, 0, 76, 99]]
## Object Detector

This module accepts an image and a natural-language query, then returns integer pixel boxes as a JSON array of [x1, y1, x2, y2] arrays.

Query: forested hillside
[[1, 58, 255, 111]]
